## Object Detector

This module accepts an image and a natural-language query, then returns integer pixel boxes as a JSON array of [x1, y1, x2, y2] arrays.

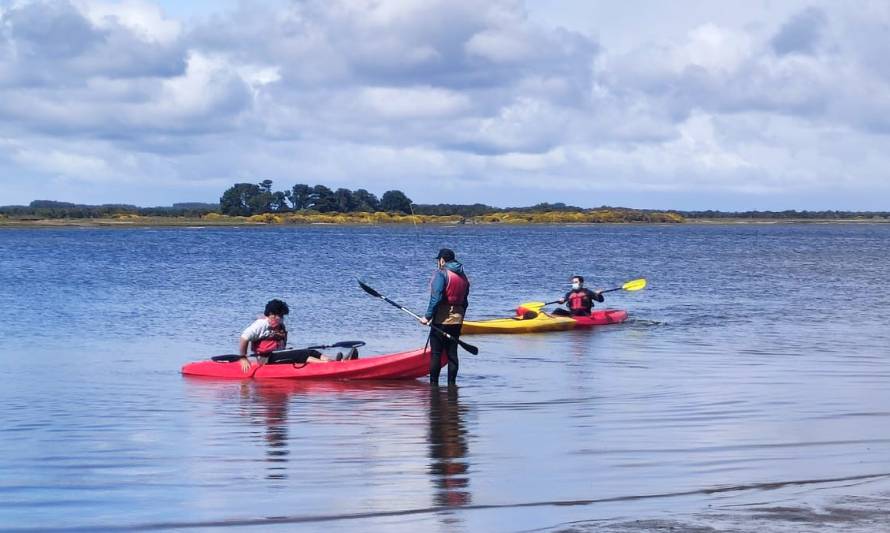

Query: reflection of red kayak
[[182, 347, 444, 380], [571, 309, 628, 327]]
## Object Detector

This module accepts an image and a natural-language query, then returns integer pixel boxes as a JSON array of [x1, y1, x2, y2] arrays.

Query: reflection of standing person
[[239, 382, 292, 481], [428, 386, 470, 508], [420, 248, 470, 384], [254, 383, 290, 480]]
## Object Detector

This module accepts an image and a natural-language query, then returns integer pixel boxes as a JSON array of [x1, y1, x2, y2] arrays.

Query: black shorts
[[263, 349, 322, 364]]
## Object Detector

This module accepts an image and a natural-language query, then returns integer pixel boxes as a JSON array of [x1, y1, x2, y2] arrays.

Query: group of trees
[[218, 180, 413, 216], [0, 200, 218, 219]]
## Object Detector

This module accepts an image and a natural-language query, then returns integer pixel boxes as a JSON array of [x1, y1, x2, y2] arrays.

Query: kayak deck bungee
[[182, 347, 445, 380], [461, 308, 628, 335]]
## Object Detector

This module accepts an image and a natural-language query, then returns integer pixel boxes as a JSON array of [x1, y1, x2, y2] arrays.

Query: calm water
[[1, 223, 889, 532]]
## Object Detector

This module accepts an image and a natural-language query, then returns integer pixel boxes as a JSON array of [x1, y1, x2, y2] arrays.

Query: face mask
[[571, 283, 581, 290]]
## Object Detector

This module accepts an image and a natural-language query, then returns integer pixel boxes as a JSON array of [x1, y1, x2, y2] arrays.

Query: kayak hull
[[462, 308, 628, 335], [182, 347, 444, 380], [461, 314, 575, 334], [572, 309, 628, 327]]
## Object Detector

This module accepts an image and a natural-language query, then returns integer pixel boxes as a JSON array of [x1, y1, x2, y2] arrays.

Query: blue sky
[[1, 0, 888, 210]]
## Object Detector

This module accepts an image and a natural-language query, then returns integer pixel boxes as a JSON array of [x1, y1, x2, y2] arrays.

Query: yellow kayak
[[461, 312, 576, 334]]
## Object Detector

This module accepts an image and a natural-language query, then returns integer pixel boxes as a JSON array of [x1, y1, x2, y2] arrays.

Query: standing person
[[554, 275, 604, 317], [239, 299, 329, 373], [420, 248, 470, 385]]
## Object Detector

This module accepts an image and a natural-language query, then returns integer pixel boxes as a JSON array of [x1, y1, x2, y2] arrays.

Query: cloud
[[358, 86, 471, 119], [1, 0, 889, 209], [770, 7, 827, 56], [0, 0, 187, 85]]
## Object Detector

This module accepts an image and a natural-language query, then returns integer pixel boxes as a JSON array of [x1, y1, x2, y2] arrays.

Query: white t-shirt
[[240, 317, 281, 342]]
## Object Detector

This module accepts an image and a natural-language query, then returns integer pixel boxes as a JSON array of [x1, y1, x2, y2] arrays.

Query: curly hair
[[264, 299, 290, 316]]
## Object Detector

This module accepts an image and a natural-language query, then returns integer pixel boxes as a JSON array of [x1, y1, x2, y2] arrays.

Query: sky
[[1, 0, 889, 211]]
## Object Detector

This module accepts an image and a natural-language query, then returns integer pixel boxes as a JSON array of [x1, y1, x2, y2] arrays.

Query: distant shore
[[2, 213, 888, 227]]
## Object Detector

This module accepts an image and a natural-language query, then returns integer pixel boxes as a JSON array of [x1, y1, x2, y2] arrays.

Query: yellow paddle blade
[[519, 301, 547, 310], [622, 278, 647, 291]]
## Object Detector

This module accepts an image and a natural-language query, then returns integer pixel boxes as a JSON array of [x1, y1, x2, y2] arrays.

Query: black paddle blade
[[458, 340, 479, 355], [306, 340, 366, 350], [332, 340, 366, 349], [357, 280, 382, 298]]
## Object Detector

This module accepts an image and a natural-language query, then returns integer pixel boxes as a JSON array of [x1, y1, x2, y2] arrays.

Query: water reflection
[[250, 382, 291, 481], [428, 385, 471, 511]]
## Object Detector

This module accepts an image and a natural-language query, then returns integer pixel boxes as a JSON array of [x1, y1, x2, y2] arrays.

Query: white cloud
[[465, 28, 531, 63], [9, 142, 111, 179], [359, 86, 470, 119], [672, 24, 753, 74], [74, 0, 181, 44], [1, 0, 888, 209]]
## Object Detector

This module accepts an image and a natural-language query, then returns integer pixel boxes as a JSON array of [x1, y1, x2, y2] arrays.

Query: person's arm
[[590, 288, 604, 303], [422, 271, 446, 323], [558, 290, 570, 305], [239, 320, 261, 373], [239, 337, 251, 373]]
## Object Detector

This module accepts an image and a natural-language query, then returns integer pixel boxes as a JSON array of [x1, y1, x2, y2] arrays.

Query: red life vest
[[253, 323, 287, 354], [443, 269, 469, 305], [568, 290, 591, 313]]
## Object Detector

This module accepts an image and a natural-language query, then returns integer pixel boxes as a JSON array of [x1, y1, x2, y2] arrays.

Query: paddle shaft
[[549, 278, 646, 304], [373, 293, 476, 352], [360, 282, 478, 355]]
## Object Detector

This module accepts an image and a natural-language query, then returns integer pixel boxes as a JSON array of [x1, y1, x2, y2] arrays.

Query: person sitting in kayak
[[553, 276, 604, 317], [238, 299, 330, 372]]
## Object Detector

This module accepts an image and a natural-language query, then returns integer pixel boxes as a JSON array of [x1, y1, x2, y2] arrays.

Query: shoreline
[[1, 216, 889, 228]]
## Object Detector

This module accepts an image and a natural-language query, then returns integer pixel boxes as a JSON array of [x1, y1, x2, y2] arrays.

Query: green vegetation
[[678, 209, 890, 221], [218, 181, 410, 216], [2, 180, 887, 226], [0, 200, 219, 220]]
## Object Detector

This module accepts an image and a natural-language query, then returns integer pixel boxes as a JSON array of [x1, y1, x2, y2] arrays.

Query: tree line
[[0, 200, 219, 219], [2, 185, 888, 220], [678, 209, 890, 219], [218, 180, 413, 216]]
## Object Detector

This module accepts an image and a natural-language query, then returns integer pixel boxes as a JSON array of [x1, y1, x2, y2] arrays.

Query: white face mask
[[571, 282, 581, 290]]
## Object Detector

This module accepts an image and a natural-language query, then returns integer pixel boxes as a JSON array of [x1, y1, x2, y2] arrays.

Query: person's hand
[[558, 298, 566, 304], [239, 356, 251, 373], [419, 317, 430, 325]]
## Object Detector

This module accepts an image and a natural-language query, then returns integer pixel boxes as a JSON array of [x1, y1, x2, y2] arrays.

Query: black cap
[[435, 248, 456, 261]]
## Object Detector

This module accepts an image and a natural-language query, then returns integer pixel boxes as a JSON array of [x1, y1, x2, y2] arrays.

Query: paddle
[[521, 278, 649, 311], [211, 341, 366, 362], [600, 278, 647, 294], [357, 280, 479, 356]]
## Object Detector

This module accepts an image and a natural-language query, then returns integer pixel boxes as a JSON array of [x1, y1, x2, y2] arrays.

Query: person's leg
[[444, 324, 461, 384], [428, 330, 444, 384], [446, 339, 459, 383]]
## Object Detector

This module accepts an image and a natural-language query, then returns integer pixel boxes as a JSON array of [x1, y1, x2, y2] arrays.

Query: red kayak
[[182, 347, 444, 380], [571, 309, 628, 327]]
